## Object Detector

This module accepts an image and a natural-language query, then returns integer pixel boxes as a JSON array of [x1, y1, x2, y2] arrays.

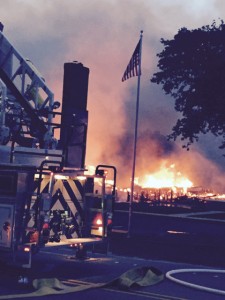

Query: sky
[[1, 0, 225, 192]]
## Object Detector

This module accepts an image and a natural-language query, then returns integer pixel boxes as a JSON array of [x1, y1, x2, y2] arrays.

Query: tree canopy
[[151, 20, 225, 151]]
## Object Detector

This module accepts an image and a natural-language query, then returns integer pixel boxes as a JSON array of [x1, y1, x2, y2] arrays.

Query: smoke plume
[[1, 0, 225, 191]]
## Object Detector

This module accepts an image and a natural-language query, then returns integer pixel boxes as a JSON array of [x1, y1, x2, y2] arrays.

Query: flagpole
[[128, 30, 143, 237]]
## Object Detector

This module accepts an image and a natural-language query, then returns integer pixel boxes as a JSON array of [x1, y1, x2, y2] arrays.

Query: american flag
[[122, 39, 141, 82]]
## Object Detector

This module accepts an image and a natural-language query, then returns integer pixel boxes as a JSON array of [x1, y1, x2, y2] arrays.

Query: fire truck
[[0, 27, 116, 268]]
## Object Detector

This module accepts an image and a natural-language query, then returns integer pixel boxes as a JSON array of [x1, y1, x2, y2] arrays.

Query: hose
[[166, 268, 225, 296], [0, 266, 164, 299]]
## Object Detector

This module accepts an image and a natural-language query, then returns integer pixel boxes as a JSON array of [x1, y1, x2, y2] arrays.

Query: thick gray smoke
[[1, 0, 225, 191]]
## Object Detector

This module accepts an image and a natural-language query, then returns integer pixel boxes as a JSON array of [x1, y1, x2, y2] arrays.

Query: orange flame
[[140, 163, 193, 193]]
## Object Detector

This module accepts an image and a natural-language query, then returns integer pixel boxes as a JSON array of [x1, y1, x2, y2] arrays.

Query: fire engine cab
[[0, 28, 116, 268]]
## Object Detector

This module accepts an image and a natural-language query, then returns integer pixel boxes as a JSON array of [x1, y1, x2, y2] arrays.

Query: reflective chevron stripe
[[27, 177, 86, 238], [32, 178, 84, 213], [62, 180, 84, 219]]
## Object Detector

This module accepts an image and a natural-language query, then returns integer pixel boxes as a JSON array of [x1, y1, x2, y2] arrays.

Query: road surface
[[0, 245, 225, 299]]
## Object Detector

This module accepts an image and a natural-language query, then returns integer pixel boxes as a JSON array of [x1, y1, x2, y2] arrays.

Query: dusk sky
[[2, 0, 225, 191]]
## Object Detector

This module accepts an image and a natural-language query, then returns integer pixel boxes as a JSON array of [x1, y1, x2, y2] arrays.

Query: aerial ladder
[[0, 29, 59, 149]]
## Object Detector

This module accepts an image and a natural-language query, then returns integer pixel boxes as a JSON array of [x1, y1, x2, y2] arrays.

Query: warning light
[[96, 218, 102, 225], [23, 247, 30, 252], [91, 214, 104, 236]]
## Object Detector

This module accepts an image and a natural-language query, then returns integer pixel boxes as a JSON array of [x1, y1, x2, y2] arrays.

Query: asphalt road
[[0, 245, 225, 300], [111, 202, 225, 268]]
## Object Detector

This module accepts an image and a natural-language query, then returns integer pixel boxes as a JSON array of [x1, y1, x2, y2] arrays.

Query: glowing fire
[[140, 163, 193, 192]]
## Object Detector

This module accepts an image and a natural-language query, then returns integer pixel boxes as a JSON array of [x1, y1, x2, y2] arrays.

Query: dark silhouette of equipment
[[59, 62, 89, 168]]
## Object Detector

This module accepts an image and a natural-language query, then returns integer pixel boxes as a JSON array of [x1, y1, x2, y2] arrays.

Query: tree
[[151, 20, 225, 151]]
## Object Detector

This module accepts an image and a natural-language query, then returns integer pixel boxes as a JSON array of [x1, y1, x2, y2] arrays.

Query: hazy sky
[[2, 0, 225, 191]]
